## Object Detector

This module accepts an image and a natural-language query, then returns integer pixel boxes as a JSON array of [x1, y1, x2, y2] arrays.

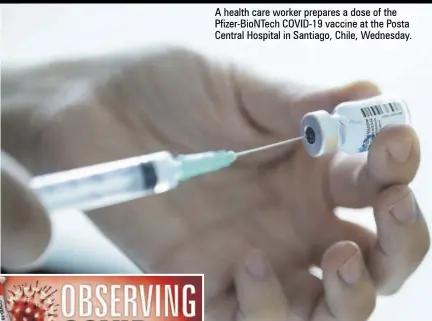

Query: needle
[[235, 137, 303, 157]]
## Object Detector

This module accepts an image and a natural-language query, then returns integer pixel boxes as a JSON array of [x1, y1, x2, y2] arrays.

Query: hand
[[2, 47, 430, 320], [235, 247, 374, 321], [1, 151, 52, 271]]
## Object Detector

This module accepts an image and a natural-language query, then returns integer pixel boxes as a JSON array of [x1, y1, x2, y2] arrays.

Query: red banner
[[0, 274, 204, 321]]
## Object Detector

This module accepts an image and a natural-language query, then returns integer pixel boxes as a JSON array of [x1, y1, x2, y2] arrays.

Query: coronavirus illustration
[[6, 281, 59, 321]]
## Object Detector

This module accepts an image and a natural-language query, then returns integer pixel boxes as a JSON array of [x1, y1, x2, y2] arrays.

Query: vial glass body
[[335, 95, 411, 153], [301, 95, 411, 157]]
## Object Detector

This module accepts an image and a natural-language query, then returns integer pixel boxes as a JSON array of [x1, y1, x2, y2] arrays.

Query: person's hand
[[234, 247, 374, 321], [1, 151, 52, 271], [2, 47, 430, 320]]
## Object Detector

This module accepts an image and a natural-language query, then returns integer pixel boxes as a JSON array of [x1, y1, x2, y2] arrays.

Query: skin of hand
[[234, 248, 373, 321], [2, 47, 430, 320], [1, 151, 52, 271]]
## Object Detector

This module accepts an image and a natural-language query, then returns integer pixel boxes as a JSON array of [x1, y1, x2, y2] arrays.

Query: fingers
[[329, 124, 420, 208], [314, 184, 429, 296], [206, 294, 238, 321], [311, 241, 376, 321], [232, 66, 381, 137], [368, 184, 430, 295], [281, 269, 324, 320], [231, 74, 382, 164], [293, 81, 381, 120], [233, 244, 383, 321], [235, 249, 295, 321], [1, 151, 52, 271]]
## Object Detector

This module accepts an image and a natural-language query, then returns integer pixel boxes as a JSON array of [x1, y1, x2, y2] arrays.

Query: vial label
[[358, 102, 406, 152], [336, 97, 409, 154]]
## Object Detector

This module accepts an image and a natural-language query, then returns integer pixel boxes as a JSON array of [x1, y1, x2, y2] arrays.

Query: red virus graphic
[[6, 281, 59, 321]]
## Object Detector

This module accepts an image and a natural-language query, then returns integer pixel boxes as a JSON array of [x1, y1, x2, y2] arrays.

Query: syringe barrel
[[30, 151, 181, 212]]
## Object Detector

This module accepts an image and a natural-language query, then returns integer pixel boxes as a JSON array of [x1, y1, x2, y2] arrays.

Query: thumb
[[1, 151, 52, 271], [235, 249, 294, 321], [232, 66, 381, 160], [233, 63, 381, 140]]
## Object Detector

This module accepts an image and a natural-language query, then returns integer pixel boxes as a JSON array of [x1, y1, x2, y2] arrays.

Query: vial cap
[[301, 110, 339, 157]]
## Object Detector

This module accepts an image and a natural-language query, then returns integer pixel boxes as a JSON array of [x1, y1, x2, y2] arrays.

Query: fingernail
[[338, 248, 363, 284], [245, 250, 268, 279], [387, 138, 412, 163], [390, 192, 418, 224], [344, 81, 380, 99]]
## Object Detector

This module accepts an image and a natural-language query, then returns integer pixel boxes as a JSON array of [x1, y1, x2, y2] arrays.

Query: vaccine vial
[[301, 95, 411, 157]]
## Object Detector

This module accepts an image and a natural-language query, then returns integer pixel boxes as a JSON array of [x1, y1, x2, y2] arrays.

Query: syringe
[[30, 95, 411, 213], [30, 138, 301, 212]]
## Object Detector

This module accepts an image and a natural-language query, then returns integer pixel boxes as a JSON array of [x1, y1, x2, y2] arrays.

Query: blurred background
[[2, 4, 432, 321]]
